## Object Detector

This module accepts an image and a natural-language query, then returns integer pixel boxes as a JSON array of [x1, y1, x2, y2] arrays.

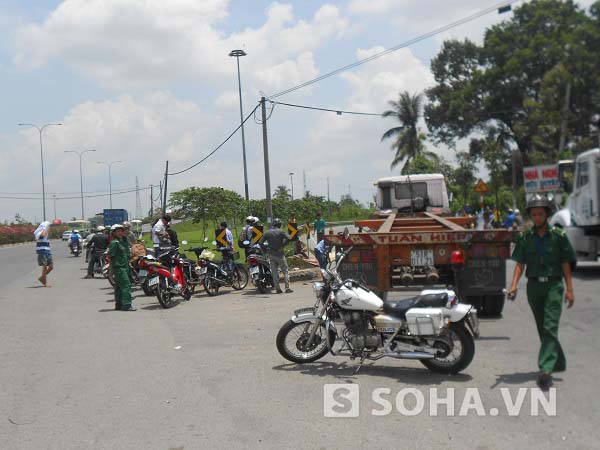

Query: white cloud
[[12, 0, 348, 92], [348, 0, 399, 15]]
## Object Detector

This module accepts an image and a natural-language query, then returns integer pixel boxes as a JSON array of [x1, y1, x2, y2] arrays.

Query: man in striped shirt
[[34, 221, 53, 287]]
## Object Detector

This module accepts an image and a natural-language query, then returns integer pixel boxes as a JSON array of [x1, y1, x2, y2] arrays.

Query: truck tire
[[482, 294, 504, 317]]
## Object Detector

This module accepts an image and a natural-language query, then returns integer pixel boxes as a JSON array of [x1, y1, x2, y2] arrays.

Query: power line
[[267, 0, 518, 100], [0, 185, 153, 201], [269, 100, 383, 116], [168, 103, 260, 176]]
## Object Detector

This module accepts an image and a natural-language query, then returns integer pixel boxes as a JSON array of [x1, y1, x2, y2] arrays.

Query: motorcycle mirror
[[242, 240, 250, 246], [181, 240, 188, 245], [343, 227, 350, 240]]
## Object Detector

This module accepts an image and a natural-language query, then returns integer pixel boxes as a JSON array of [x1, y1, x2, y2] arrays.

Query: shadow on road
[[476, 336, 511, 341], [98, 308, 118, 312], [572, 263, 600, 281], [141, 304, 163, 310], [490, 371, 563, 388], [272, 361, 473, 385]]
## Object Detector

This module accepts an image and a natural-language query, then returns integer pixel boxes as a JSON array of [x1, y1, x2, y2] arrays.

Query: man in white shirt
[[152, 212, 172, 254]]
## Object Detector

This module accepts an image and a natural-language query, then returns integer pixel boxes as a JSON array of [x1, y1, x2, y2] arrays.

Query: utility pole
[[327, 176, 331, 217], [558, 80, 572, 157], [303, 170, 307, 197], [289, 172, 295, 200], [150, 185, 154, 218], [162, 161, 169, 214], [260, 97, 273, 224], [53, 194, 57, 221], [135, 176, 142, 219], [159, 181, 163, 212], [229, 49, 250, 200]]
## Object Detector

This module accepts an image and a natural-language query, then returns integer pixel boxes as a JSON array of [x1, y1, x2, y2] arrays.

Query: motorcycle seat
[[383, 293, 448, 319]]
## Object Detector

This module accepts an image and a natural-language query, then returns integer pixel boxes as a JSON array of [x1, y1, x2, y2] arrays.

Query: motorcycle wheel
[[276, 320, 335, 364], [203, 274, 220, 296], [156, 276, 180, 309], [107, 266, 115, 287], [141, 279, 156, 296], [420, 324, 475, 374], [231, 267, 249, 290]]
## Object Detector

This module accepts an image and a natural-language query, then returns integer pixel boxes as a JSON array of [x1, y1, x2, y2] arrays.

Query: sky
[[0, 0, 595, 223]]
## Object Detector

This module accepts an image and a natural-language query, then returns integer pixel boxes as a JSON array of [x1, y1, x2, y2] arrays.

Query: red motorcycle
[[151, 247, 193, 308]]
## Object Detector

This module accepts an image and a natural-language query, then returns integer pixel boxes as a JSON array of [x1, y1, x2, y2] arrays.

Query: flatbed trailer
[[324, 212, 516, 316]]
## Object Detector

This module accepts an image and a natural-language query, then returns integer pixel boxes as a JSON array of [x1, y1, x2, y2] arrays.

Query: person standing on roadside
[[109, 224, 135, 311], [122, 221, 136, 247], [313, 239, 328, 270], [259, 218, 292, 294], [508, 195, 576, 391], [33, 221, 53, 287], [313, 213, 326, 244], [152, 213, 172, 255]]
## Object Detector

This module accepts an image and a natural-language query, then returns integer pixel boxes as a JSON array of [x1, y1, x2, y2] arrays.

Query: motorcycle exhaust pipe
[[400, 272, 413, 287], [384, 351, 435, 360], [425, 267, 440, 285]]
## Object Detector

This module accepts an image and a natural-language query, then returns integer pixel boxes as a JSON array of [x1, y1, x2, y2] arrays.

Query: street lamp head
[[229, 49, 247, 57]]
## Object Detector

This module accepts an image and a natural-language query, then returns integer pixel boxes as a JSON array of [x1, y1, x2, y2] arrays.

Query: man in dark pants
[[508, 195, 576, 391], [259, 218, 292, 293], [85, 226, 110, 278]]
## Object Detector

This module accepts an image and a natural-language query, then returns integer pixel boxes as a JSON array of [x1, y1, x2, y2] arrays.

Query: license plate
[[411, 249, 434, 266], [148, 277, 159, 287], [138, 270, 147, 277], [250, 267, 259, 275]]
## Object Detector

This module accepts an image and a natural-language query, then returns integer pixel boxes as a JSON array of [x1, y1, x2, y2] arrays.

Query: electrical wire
[[167, 103, 260, 176], [269, 100, 383, 116], [0, 185, 153, 201], [267, 0, 518, 100]]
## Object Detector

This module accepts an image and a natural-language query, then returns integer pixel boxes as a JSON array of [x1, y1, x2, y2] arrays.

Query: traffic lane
[[0, 240, 66, 288], [0, 256, 598, 449], [0, 250, 247, 450]]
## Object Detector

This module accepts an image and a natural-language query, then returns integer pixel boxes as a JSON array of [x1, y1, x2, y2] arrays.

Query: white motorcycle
[[276, 246, 478, 374]]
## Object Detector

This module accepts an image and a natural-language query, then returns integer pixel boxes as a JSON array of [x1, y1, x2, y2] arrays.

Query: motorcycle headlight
[[313, 282, 324, 299]]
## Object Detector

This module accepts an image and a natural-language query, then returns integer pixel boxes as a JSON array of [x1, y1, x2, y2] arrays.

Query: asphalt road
[[1, 242, 599, 449]]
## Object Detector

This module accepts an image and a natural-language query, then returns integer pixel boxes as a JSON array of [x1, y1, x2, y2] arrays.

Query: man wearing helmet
[[508, 194, 576, 390], [259, 218, 292, 293], [109, 224, 135, 311], [240, 216, 255, 258], [85, 226, 109, 278], [122, 221, 136, 247]]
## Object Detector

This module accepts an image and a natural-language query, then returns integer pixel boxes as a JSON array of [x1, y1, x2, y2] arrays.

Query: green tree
[[273, 185, 291, 201], [382, 91, 438, 173], [451, 152, 477, 209], [426, 0, 600, 168], [169, 187, 246, 225]]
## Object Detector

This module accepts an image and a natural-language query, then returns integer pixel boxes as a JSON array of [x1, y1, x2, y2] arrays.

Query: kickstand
[[354, 354, 367, 374]]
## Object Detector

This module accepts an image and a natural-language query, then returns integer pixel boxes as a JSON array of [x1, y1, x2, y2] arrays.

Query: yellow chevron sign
[[215, 229, 228, 247], [287, 222, 298, 239], [252, 225, 264, 244]]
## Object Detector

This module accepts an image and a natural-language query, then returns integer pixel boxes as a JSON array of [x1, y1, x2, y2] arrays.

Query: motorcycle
[[245, 241, 273, 293], [150, 246, 193, 308], [183, 243, 214, 290], [69, 241, 82, 257], [202, 245, 249, 296], [276, 245, 478, 374]]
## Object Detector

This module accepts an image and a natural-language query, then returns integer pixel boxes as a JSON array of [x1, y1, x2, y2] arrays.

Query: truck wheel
[[482, 294, 504, 317]]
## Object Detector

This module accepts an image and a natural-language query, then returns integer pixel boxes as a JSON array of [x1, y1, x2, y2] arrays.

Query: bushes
[[0, 225, 35, 245], [0, 225, 66, 245]]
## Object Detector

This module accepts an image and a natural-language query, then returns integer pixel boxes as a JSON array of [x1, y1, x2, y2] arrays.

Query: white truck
[[374, 174, 451, 214], [550, 148, 600, 261]]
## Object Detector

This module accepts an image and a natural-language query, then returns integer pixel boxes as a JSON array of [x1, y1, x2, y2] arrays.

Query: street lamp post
[[65, 149, 96, 220], [18, 122, 62, 221], [229, 49, 249, 201], [289, 172, 295, 200], [97, 160, 123, 209]]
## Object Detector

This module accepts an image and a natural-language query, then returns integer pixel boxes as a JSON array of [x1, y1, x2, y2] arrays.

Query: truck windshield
[[394, 182, 427, 200]]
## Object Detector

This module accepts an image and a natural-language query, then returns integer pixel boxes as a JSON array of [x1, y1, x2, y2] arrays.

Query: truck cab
[[550, 148, 600, 260], [374, 174, 450, 214]]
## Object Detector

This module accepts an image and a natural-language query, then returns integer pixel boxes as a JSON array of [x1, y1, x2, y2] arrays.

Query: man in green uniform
[[508, 195, 575, 390], [109, 224, 136, 311]]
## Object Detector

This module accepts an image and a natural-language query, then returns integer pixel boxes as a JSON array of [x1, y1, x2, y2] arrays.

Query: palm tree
[[381, 91, 437, 173]]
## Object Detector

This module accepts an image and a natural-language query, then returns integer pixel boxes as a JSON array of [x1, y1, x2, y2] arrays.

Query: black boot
[[536, 372, 553, 391]]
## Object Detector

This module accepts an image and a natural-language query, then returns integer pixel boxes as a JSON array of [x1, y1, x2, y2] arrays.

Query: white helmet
[[514, 208, 520, 214], [246, 216, 254, 222], [96, 226, 105, 232], [111, 224, 124, 231], [73, 229, 79, 233]]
